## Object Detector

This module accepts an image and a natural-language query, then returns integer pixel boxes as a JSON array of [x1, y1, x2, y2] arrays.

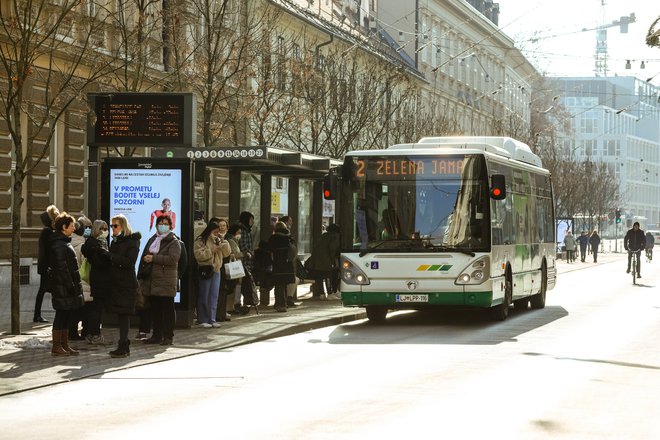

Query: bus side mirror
[[323, 173, 337, 200], [490, 174, 506, 200]]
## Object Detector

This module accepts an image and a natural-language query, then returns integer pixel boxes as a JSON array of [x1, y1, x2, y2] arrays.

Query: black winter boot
[[109, 340, 130, 358]]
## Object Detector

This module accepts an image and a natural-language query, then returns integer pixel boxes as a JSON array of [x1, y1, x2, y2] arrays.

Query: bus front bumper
[[341, 290, 496, 308]]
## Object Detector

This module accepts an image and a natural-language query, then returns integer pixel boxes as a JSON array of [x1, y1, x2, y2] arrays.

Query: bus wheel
[[530, 262, 547, 309], [366, 306, 388, 324], [491, 272, 512, 321]]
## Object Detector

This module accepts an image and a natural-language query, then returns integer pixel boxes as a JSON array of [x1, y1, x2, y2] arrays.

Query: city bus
[[333, 136, 557, 323]]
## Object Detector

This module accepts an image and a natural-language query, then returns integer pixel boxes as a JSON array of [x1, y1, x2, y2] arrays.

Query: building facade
[[553, 76, 660, 228], [0, 0, 536, 284]]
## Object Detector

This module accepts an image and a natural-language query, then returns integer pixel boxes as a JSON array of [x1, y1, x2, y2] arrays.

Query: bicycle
[[646, 248, 653, 263], [629, 251, 640, 285]]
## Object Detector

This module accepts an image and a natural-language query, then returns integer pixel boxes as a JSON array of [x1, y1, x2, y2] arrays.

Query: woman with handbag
[[107, 215, 141, 358], [267, 221, 298, 312], [193, 221, 231, 328], [225, 223, 248, 315], [81, 219, 112, 345], [48, 212, 85, 356], [138, 215, 181, 345]]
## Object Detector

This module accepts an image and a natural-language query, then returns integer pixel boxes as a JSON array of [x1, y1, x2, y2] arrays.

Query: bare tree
[[0, 0, 116, 333], [169, 0, 279, 147], [647, 16, 660, 48]]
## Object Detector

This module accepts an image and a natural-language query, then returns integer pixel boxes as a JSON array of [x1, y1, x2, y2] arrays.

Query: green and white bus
[[334, 136, 557, 323]]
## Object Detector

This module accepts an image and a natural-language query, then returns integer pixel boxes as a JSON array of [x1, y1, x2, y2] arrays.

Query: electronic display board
[[87, 93, 196, 147], [349, 155, 468, 180]]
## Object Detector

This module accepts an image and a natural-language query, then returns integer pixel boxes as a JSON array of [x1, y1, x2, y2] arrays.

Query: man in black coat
[[624, 222, 646, 277], [34, 205, 60, 323]]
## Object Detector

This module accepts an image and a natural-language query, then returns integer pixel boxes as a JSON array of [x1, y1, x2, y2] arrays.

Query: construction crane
[[592, 0, 635, 76], [527, 3, 635, 77]]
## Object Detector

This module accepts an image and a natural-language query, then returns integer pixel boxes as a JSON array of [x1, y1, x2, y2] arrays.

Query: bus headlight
[[340, 256, 370, 285], [456, 256, 489, 285]]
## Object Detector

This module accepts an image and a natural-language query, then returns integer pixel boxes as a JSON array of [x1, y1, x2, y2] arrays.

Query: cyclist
[[624, 222, 646, 278], [645, 231, 655, 262]]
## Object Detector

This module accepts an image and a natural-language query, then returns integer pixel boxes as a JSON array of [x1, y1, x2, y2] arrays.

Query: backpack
[[177, 239, 188, 278]]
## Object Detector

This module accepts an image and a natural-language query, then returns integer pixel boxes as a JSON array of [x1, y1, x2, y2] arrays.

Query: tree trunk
[[11, 167, 25, 335]]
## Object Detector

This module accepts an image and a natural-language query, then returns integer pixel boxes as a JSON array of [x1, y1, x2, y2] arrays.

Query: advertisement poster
[[109, 168, 183, 302]]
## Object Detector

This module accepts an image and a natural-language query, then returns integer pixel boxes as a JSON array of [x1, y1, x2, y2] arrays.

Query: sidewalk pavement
[[0, 283, 365, 396], [0, 251, 627, 396]]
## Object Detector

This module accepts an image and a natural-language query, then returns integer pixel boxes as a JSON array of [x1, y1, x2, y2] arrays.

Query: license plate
[[395, 294, 429, 303]]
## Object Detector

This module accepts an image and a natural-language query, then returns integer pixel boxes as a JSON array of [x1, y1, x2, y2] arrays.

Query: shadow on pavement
[[326, 305, 569, 346]]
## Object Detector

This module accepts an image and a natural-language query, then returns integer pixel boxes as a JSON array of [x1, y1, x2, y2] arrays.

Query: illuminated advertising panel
[[102, 159, 192, 310]]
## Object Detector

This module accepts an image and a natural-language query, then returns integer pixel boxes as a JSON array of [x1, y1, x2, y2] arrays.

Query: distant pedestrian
[[576, 231, 589, 263], [48, 212, 84, 356], [253, 240, 273, 306], [267, 221, 297, 312], [138, 215, 181, 345], [81, 220, 112, 345], [563, 230, 577, 263], [306, 224, 341, 299], [279, 215, 298, 307], [589, 230, 601, 263], [107, 215, 141, 358], [34, 204, 60, 323]]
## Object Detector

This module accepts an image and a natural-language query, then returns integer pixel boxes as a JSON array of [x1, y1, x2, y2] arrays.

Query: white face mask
[[99, 231, 109, 239]]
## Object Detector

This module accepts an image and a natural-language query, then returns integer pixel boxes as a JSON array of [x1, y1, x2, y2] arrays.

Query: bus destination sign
[[352, 156, 466, 180], [87, 93, 196, 148]]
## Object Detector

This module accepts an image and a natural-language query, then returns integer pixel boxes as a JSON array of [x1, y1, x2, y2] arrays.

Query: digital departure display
[[87, 93, 195, 147], [351, 156, 466, 180]]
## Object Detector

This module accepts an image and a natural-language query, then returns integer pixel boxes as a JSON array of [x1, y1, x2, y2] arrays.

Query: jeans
[[197, 271, 221, 324], [580, 246, 587, 262]]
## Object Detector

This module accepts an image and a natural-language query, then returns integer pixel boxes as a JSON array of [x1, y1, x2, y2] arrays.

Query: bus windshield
[[346, 154, 490, 253]]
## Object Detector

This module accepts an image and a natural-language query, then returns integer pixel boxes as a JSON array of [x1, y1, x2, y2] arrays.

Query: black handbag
[[198, 265, 214, 280]]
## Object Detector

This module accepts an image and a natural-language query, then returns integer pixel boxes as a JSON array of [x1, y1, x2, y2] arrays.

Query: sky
[[497, 0, 660, 86]]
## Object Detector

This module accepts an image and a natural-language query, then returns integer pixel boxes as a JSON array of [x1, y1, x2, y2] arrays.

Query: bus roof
[[347, 136, 543, 168]]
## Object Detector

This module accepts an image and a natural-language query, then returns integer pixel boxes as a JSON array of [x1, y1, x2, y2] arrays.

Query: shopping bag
[[79, 258, 91, 283], [225, 260, 245, 279]]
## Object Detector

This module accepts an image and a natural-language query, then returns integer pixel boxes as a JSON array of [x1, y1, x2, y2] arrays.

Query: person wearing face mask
[[48, 212, 85, 356], [68, 216, 93, 341], [107, 215, 141, 358], [81, 220, 112, 345], [137, 216, 181, 345], [193, 221, 231, 328], [210, 217, 232, 322]]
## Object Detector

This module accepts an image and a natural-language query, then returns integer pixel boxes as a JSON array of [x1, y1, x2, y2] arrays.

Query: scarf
[[149, 232, 168, 254]]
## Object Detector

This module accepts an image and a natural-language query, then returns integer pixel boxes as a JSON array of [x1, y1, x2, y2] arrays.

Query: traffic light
[[323, 173, 337, 200], [490, 174, 506, 200], [615, 208, 622, 224]]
